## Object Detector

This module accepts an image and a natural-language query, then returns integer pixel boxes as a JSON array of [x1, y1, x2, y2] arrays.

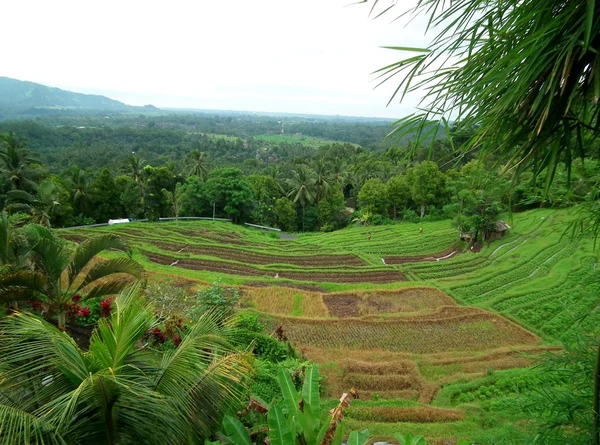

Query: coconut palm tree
[[66, 166, 91, 214], [287, 165, 316, 232], [329, 157, 347, 191], [0, 132, 41, 192], [313, 158, 331, 203], [6, 180, 63, 228], [127, 154, 146, 185], [0, 284, 252, 444], [187, 150, 210, 181], [0, 211, 37, 311], [19, 225, 142, 330]]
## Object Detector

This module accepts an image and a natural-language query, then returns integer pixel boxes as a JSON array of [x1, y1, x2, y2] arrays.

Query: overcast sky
[[1, 0, 431, 118]]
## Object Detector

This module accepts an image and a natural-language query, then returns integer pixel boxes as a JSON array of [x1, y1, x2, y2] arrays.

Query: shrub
[[234, 329, 296, 362], [234, 312, 264, 332]]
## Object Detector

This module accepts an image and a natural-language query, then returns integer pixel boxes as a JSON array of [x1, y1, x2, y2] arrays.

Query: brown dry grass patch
[[273, 310, 540, 354], [152, 241, 365, 267], [241, 286, 327, 318], [348, 406, 465, 423], [323, 288, 456, 318]]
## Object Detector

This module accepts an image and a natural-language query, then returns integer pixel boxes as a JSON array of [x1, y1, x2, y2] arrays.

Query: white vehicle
[[108, 218, 131, 225]]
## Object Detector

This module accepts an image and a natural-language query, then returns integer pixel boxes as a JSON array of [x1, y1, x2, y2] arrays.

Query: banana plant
[[213, 364, 368, 445]]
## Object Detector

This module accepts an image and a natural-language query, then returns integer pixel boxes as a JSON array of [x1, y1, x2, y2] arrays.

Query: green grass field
[[59, 208, 598, 444]]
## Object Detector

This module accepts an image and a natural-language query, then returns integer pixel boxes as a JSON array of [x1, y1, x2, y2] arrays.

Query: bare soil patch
[[142, 251, 397, 283], [384, 246, 461, 264], [151, 241, 365, 267], [323, 288, 456, 318], [280, 270, 405, 284], [142, 251, 266, 277], [62, 235, 87, 244], [324, 295, 361, 317]]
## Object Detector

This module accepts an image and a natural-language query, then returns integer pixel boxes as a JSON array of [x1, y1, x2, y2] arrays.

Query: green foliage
[[0, 284, 253, 444], [274, 197, 297, 232], [387, 175, 411, 219], [358, 178, 389, 215], [205, 168, 255, 222], [234, 330, 295, 363], [91, 168, 122, 223], [406, 162, 446, 218], [188, 279, 240, 319]]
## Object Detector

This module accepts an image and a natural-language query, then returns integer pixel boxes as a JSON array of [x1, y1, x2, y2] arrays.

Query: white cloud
[[2, 0, 431, 117]]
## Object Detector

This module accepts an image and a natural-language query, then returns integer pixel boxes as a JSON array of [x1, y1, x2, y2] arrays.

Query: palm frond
[[83, 278, 137, 301], [71, 257, 142, 295], [88, 283, 151, 370], [67, 234, 133, 285]]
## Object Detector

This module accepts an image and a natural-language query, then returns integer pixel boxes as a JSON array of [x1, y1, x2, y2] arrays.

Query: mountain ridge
[[0, 77, 158, 119]]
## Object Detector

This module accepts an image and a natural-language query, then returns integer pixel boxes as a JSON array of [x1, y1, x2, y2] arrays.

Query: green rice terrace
[[59, 208, 599, 443]]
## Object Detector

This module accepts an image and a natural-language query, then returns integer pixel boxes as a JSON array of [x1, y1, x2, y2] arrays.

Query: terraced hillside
[[59, 209, 598, 443]]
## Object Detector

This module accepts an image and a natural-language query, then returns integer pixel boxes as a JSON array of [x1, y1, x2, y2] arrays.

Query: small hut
[[489, 220, 511, 240]]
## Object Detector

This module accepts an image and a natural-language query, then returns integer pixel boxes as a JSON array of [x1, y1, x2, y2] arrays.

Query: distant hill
[[0, 77, 158, 119]]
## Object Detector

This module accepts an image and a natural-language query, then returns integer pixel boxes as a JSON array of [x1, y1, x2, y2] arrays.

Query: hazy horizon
[[2, 1, 428, 118]]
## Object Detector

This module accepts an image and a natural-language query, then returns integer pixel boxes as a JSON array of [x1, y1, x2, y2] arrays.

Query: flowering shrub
[[152, 328, 167, 343], [77, 307, 91, 318], [100, 298, 113, 318]]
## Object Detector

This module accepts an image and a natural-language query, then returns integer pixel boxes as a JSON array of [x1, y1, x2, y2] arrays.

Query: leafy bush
[[187, 279, 240, 319], [403, 209, 420, 223], [234, 329, 296, 362], [234, 312, 264, 333]]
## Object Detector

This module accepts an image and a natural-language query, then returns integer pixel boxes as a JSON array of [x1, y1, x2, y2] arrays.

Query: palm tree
[[265, 165, 287, 195], [127, 154, 146, 185], [66, 166, 91, 214], [329, 157, 347, 191], [7, 180, 63, 227], [0, 284, 252, 444], [187, 150, 209, 181], [287, 165, 315, 232], [0, 132, 41, 192], [0, 211, 35, 311], [313, 158, 331, 203], [19, 225, 142, 330]]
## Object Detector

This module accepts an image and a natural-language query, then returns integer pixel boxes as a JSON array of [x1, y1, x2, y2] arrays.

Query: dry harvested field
[[57, 209, 595, 443]]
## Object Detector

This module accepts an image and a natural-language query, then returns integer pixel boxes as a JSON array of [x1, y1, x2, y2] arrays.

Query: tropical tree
[[287, 165, 316, 232], [20, 225, 142, 330], [406, 162, 446, 218], [214, 365, 367, 445], [387, 175, 411, 219], [313, 158, 331, 203], [329, 157, 347, 191], [0, 284, 252, 444], [66, 166, 91, 215], [7, 180, 65, 227], [358, 178, 388, 215], [372, 0, 600, 188], [162, 182, 184, 221], [0, 212, 35, 311], [204, 168, 254, 223], [127, 154, 146, 185], [0, 132, 41, 192], [187, 150, 210, 181]]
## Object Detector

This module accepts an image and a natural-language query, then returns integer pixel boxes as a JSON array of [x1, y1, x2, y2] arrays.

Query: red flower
[[100, 298, 113, 318], [71, 294, 82, 303], [152, 328, 166, 343], [78, 307, 91, 318]]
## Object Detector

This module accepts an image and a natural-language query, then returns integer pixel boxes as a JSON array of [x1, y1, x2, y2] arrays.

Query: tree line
[[1, 129, 598, 239]]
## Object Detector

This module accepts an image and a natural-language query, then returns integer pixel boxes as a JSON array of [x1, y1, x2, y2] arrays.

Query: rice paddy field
[[59, 208, 599, 444]]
